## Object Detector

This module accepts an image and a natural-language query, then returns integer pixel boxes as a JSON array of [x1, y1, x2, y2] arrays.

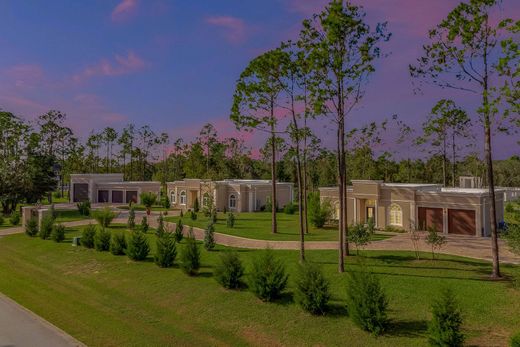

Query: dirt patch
[[63, 259, 104, 275], [240, 326, 284, 347]]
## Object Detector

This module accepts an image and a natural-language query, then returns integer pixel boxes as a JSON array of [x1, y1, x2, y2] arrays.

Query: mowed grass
[[54, 210, 92, 223], [0, 226, 519, 347], [165, 212, 391, 242]]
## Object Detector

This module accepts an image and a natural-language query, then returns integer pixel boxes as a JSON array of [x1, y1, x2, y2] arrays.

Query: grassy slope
[[165, 212, 390, 242], [0, 227, 519, 346]]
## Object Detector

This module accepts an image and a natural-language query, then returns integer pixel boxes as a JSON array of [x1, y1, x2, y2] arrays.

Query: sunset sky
[[0, 0, 518, 159]]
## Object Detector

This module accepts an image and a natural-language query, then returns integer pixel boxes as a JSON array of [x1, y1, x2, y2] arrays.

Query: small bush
[[49, 204, 57, 219], [92, 207, 116, 228], [180, 210, 184, 217], [226, 212, 235, 228], [308, 192, 331, 228], [180, 228, 200, 275], [511, 332, 520, 347], [127, 230, 150, 261], [77, 200, 91, 216], [211, 210, 217, 224], [425, 226, 447, 260], [140, 191, 157, 215], [193, 197, 200, 213], [204, 223, 216, 251], [156, 213, 165, 237], [155, 233, 177, 268], [140, 216, 149, 233], [110, 232, 127, 255], [81, 224, 96, 248], [294, 262, 330, 315], [249, 249, 288, 302], [39, 215, 54, 240], [348, 223, 372, 255], [283, 202, 296, 215], [428, 288, 464, 347], [346, 268, 388, 336], [161, 194, 170, 209], [25, 217, 39, 237], [9, 212, 20, 226], [174, 219, 184, 242], [265, 197, 273, 212], [190, 211, 198, 221], [504, 224, 520, 256], [94, 227, 111, 251], [384, 225, 405, 233], [127, 207, 136, 230], [51, 224, 66, 242], [215, 251, 244, 289]]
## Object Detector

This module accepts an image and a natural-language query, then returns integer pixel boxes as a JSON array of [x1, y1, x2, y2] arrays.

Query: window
[[180, 191, 187, 205], [229, 194, 236, 209], [171, 192, 176, 204], [389, 204, 402, 226], [203, 193, 210, 207]]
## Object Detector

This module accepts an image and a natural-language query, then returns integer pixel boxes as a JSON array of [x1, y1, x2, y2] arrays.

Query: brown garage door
[[448, 209, 475, 235], [98, 190, 109, 203], [112, 190, 123, 203], [126, 191, 138, 204], [418, 207, 443, 232], [73, 183, 89, 202]]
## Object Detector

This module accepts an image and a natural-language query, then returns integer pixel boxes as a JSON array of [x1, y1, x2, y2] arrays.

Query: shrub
[[283, 202, 296, 215], [511, 332, 520, 347], [156, 213, 165, 237], [94, 227, 111, 251], [127, 207, 136, 230], [49, 204, 57, 219], [140, 192, 157, 215], [367, 217, 375, 234], [81, 224, 96, 248], [204, 222, 216, 251], [193, 197, 200, 213], [25, 217, 39, 237], [174, 219, 184, 242], [127, 230, 150, 261], [346, 268, 388, 336], [249, 249, 288, 302], [180, 210, 184, 217], [39, 215, 54, 240], [504, 224, 520, 256], [140, 216, 149, 233], [226, 212, 235, 228], [110, 232, 127, 255], [211, 210, 218, 224], [190, 211, 198, 221], [51, 224, 66, 242], [294, 262, 330, 315], [0, 215, 4, 226], [180, 228, 200, 275], [214, 251, 244, 289], [154, 233, 177, 268], [428, 288, 464, 347], [92, 207, 116, 228], [265, 197, 273, 212], [77, 200, 91, 216], [348, 223, 372, 255], [308, 192, 331, 228], [384, 225, 405, 233], [425, 226, 447, 260], [9, 212, 20, 226], [161, 194, 170, 209]]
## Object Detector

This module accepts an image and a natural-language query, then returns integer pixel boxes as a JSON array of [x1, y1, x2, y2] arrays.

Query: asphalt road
[[0, 293, 84, 347]]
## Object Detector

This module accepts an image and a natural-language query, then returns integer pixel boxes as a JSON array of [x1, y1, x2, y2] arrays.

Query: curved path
[[2, 214, 519, 265]]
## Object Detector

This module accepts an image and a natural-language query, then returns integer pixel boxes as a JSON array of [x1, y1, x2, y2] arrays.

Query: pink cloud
[[111, 0, 138, 22], [73, 51, 146, 83], [205, 15, 247, 44]]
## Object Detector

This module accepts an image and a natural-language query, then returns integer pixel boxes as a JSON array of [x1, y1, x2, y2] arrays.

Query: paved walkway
[[2, 216, 519, 265], [0, 293, 85, 347]]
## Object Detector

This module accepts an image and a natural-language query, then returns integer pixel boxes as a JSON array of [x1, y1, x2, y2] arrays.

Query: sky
[[0, 0, 518, 159]]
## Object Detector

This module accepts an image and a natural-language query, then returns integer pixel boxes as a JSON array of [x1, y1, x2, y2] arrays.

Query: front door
[[366, 206, 375, 223]]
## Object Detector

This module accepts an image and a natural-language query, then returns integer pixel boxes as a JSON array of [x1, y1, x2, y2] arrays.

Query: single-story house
[[70, 174, 161, 204], [166, 179, 294, 212], [319, 179, 506, 237]]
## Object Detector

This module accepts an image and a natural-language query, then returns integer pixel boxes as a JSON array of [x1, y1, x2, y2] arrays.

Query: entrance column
[[443, 208, 448, 234], [353, 198, 357, 224]]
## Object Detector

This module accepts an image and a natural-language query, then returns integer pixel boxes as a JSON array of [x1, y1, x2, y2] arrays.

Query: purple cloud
[[205, 15, 247, 44], [111, 0, 139, 22], [73, 51, 146, 83]]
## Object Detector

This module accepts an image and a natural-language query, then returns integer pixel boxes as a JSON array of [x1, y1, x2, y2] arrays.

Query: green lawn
[[54, 210, 92, 223], [0, 227, 518, 346], [117, 204, 170, 212], [165, 212, 391, 242], [0, 218, 18, 229]]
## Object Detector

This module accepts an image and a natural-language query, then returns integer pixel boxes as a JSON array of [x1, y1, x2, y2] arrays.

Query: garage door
[[73, 183, 89, 202], [126, 191, 138, 204], [98, 190, 109, 203], [448, 209, 475, 235], [112, 190, 123, 203], [418, 207, 443, 232]]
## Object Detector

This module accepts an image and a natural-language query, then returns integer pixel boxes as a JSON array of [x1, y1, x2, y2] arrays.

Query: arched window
[[203, 193, 210, 207], [389, 204, 402, 226], [229, 194, 236, 209], [179, 191, 187, 205]]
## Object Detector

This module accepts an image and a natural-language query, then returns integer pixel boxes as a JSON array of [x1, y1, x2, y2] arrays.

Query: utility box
[[72, 237, 81, 246]]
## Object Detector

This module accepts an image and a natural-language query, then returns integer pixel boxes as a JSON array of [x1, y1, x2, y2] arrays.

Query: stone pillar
[[38, 208, 51, 230], [21, 206, 39, 228], [442, 208, 448, 234]]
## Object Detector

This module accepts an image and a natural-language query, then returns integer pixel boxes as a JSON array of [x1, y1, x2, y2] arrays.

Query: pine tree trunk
[[270, 105, 278, 234]]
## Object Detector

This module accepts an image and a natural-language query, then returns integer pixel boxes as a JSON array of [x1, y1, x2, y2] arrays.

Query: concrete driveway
[[0, 293, 84, 347]]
